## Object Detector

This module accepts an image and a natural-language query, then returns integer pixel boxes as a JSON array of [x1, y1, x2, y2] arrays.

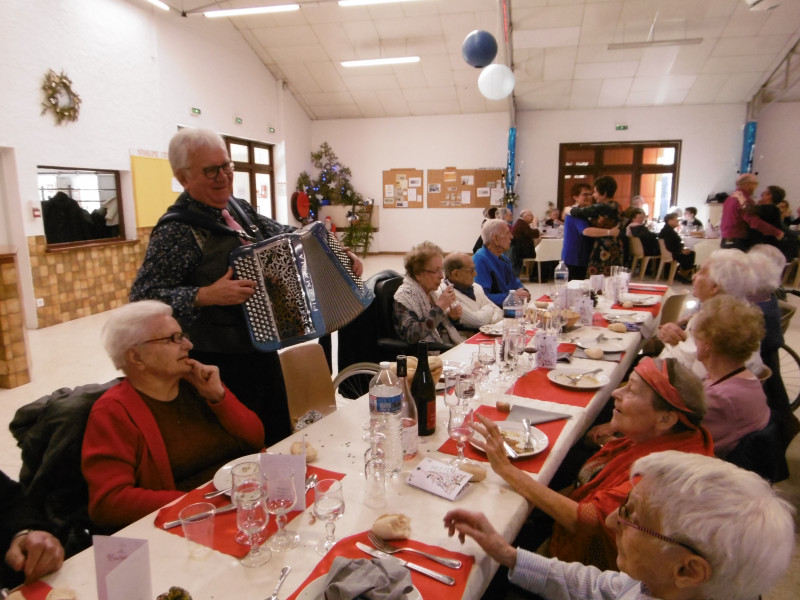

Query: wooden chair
[[658, 289, 688, 325], [628, 235, 660, 280], [782, 257, 799, 288], [654, 239, 679, 285], [279, 342, 337, 431]]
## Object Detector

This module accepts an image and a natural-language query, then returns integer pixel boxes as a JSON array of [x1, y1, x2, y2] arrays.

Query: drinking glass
[[265, 475, 299, 551], [478, 341, 496, 387], [447, 405, 474, 466], [235, 486, 271, 567], [500, 329, 522, 382], [443, 370, 459, 408], [314, 479, 345, 555], [455, 372, 476, 406], [231, 461, 265, 545]]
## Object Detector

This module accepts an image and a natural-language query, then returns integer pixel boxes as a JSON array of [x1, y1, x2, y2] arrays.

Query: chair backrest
[[725, 413, 789, 483], [659, 290, 689, 325], [628, 235, 644, 258], [534, 238, 564, 262], [693, 239, 720, 267], [279, 342, 336, 430], [658, 238, 673, 261], [778, 298, 796, 335], [374, 276, 404, 339]]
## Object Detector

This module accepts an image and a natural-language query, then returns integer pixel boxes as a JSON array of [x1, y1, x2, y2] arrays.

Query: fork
[[565, 368, 603, 385], [367, 531, 462, 569]]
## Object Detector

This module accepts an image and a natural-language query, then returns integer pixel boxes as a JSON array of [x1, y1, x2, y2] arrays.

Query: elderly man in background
[[509, 209, 540, 277], [473, 219, 531, 307], [444, 450, 795, 600], [720, 173, 784, 251], [437, 252, 501, 332]]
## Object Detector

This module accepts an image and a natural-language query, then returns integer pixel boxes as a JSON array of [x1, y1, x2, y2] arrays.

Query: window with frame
[[558, 141, 680, 219], [224, 135, 275, 220]]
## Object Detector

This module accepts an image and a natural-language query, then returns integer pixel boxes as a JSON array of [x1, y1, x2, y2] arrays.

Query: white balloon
[[478, 64, 515, 100]]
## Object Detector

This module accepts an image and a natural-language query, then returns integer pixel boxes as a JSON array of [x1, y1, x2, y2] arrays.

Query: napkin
[[323, 556, 413, 600], [506, 404, 573, 425], [572, 348, 623, 362]]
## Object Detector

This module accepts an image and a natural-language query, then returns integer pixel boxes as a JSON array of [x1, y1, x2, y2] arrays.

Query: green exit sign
[[234, 117, 243, 125], [191, 107, 201, 115], [616, 124, 628, 131]]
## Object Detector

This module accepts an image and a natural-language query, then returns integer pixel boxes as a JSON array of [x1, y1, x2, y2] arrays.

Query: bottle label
[[426, 399, 436, 432], [370, 392, 402, 413]]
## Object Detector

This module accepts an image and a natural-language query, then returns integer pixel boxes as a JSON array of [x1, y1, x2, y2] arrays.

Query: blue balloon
[[462, 30, 498, 68]]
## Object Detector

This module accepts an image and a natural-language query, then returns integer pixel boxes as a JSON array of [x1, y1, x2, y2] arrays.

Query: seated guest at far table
[[510, 209, 540, 277], [444, 451, 795, 600], [681, 206, 703, 229], [543, 207, 562, 228], [659, 211, 695, 281], [563, 203, 621, 280], [473, 219, 531, 306], [473, 356, 712, 571], [626, 207, 660, 255], [692, 295, 769, 458], [81, 300, 264, 529], [1, 470, 64, 588], [436, 252, 501, 332], [393, 241, 463, 348]]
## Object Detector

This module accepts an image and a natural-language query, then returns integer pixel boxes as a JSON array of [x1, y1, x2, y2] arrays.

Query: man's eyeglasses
[[459, 267, 477, 274], [139, 332, 189, 345], [201, 161, 234, 180], [617, 495, 702, 556]]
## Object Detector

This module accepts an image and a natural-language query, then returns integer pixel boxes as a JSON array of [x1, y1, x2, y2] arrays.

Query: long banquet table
[[30, 286, 666, 600]]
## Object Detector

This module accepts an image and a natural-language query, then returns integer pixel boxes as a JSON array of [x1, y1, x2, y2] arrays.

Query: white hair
[[748, 244, 786, 295], [481, 219, 508, 244], [102, 300, 173, 369], [633, 451, 795, 600], [705, 249, 758, 300], [168, 127, 227, 176]]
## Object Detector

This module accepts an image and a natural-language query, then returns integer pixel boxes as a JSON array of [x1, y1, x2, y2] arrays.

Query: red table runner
[[285, 531, 473, 600], [154, 464, 345, 558], [15, 580, 51, 600], [437, 405, 568, 474], [511, 367, 594, 409]]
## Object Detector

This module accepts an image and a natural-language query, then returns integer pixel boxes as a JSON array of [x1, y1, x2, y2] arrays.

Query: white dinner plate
[[548, 367, 611, 390], [479, 323, 505, 336], [296, 574, 422, 600], [602, 311, 648, 324], [574, 335, 626, 352], [212, 453, 262, 493], [470, 420, 549, 458], [620, 294, 658, 307]]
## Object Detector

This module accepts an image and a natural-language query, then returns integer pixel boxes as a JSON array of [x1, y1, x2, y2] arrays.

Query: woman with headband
[[472, 357, 713, 572]]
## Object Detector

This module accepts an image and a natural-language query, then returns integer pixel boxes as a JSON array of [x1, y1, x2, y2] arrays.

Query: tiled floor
[[0, 254, 798, 598]]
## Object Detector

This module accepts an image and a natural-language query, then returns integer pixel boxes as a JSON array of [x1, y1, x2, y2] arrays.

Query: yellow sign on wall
[[130, 155, 178, 228]]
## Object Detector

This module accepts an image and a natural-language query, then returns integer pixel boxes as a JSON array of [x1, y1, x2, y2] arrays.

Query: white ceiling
[[159, 0, 800, 120]]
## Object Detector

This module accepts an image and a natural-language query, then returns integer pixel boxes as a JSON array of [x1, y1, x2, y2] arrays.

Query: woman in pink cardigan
[[81, 300, 264, 528]]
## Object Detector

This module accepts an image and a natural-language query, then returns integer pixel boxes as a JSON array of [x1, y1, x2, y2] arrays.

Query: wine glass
[[265, 475, 300, 551], [235, 485, 271, 567], [231, 461, 265, 545], [478, 341, 496, 389], [314, 479, 345, 555], [455, 372, 476, 406], [500, 329, 522, 382], [443, 370, 460, 408], [447, 405, 474, 466]]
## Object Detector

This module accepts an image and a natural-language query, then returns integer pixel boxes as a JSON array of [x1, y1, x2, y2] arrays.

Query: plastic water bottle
[[503, 291, 524, 330], [554, 261, 569, 308], [369, 362, 403, 477]]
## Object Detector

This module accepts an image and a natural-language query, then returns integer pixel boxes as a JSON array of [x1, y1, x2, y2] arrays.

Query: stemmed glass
[[265, 475, 300, 551], [231, 461, 265, 545], [455, 372, 476, 405], [314, 479, 345, 555], [447, 405, 474, 466], [500, 328, 522, 382], [235, 484, 271, 567], [478, 341, 496, 389]]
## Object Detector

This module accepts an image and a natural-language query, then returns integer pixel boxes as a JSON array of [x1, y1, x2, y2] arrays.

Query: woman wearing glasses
[[472, 356, 712, 572], [393, 241, 463, 347], [81, 300, 264, 528]]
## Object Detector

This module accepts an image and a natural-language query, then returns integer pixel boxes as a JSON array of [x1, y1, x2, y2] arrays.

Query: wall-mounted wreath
[[41, 69, 81, 125]]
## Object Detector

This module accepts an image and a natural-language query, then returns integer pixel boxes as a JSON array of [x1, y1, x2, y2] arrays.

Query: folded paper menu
[[93, 536, 151, 600], [406, 457, 471, 501], [261, 451, 306, 510]]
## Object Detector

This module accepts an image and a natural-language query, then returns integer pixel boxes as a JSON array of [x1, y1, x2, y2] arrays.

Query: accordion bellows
[[230, 222, 374, 351]]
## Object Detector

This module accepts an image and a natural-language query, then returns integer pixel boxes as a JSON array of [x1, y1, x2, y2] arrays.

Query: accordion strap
[[226, 199, 265, 243], [155, 205, 240, 239]]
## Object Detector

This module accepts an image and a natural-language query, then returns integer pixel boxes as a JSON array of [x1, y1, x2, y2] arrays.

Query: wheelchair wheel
[[333, 362, 380, 403], [778, 344, 800, 412]]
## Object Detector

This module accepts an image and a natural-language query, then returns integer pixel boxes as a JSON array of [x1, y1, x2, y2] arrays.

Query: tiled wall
[[0, 252, 30, 388], [27, 228, 153, 328]]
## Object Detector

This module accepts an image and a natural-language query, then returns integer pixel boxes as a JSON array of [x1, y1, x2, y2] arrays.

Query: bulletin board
[[382, 169, 424, 209], [130, 155, 177, 227], [426, 167, 504, 208]]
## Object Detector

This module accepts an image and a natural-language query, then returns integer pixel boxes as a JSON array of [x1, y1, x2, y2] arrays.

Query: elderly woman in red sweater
[[81, 300, 264, 528]]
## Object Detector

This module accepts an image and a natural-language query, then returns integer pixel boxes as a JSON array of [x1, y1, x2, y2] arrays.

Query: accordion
[[230, 221, 374, 351]]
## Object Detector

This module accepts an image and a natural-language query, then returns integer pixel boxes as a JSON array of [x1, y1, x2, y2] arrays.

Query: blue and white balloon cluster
[[462, 30, 515, 101]]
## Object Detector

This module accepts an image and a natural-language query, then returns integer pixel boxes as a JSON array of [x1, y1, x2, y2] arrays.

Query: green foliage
[[296, 142, 364, 216]]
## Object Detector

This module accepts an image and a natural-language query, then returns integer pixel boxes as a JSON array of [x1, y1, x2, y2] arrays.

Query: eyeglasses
[[201, 161, 234, 180], [139, 332, 189, 345], [458, 267, 477, 274], [423, 268, 444, 275], [617, 495, 702, 556]]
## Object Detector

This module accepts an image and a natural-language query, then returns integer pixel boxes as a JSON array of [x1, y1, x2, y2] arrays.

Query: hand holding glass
[[314, 479, 345, 555]]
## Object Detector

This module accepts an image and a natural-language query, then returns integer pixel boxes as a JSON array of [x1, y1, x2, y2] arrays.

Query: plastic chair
[[279, 342, 337, 430], [530, 238, 563, 282], [693, 239, 721, 267], [654, 239, 679, 285], [658, 290, 688, 325], [628, 236, 660, 280]]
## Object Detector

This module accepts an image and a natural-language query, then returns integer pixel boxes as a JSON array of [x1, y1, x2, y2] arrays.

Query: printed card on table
[[93, 536, 151, 600], [261, 451, 307, 510], [406, 457, 471, 501]]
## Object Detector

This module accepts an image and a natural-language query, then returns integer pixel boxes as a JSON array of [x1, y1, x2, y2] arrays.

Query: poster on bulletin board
[[426, 167, 504, 209], [383, 169, 424, 208]]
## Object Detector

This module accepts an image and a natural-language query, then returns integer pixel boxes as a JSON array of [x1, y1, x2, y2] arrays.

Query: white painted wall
[[752, 102, 800, 206]]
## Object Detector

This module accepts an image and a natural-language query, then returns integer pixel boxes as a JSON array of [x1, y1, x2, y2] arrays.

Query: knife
[[163, 503, 235, 530], [502, 440, 519, 459], [355, 542, 456, 586]]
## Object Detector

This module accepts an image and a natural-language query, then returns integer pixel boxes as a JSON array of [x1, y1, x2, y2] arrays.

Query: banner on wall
[[740, 121, 757, 174]]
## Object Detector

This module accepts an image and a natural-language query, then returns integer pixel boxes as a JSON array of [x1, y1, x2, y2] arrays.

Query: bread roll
[[608, 322, 627, 333], [47, 590, 77, 600], [290, 440, 318, 462], [372, 513, 411, 540], [585, 347, 604, 360], [459, 462, 487, 482], [622, 301, 634, 309], [496, 400, 511, 413]]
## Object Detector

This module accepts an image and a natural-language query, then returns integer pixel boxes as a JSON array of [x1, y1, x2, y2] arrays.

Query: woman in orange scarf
[[473, 356, 713, 571]]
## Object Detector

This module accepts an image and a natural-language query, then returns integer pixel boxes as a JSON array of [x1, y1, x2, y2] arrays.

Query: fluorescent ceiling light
[[144, 0, 170, 10], [205, 4, 300, 18], [608, 38, 703, 50], [339, 0, 425, 6], [341, 56, 420, 67]]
